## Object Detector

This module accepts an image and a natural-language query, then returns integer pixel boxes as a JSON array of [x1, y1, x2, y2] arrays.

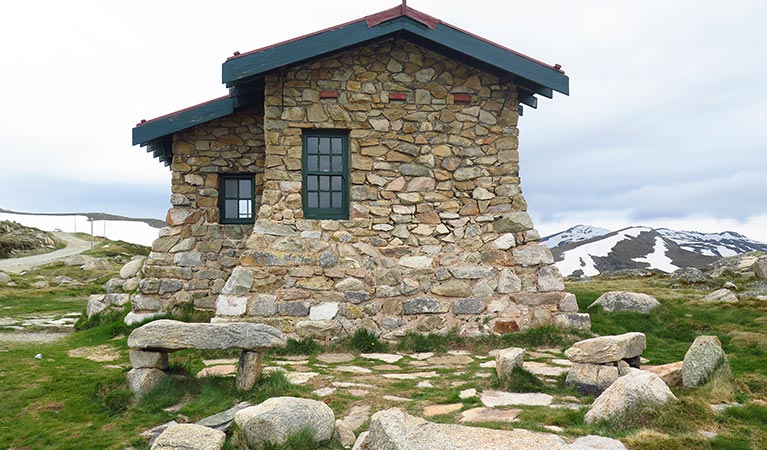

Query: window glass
[[307, 137, 319, 153], [319, 155, 330, 172], [308, 192, 318, 208], [319, 192, 330, 208], [220, 174, 255, 224], [225, 199, 237, 218], [331, 138, 342, 154], [319, 139, 330, 154], [303, 132, 348, 219], [307, 175, 318, 191], [225, 179, 238, 198], [239, 179, 251, 195]]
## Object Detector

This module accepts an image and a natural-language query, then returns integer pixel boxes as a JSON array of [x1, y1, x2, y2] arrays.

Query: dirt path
[[0, 232, 92, 274]]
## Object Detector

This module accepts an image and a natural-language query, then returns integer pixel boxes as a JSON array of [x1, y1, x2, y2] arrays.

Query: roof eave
[[222, 16, 568, 96], [132, 96, 235, 147]]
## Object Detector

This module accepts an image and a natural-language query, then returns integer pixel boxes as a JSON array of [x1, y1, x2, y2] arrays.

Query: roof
[[133, 3, 569, 164]]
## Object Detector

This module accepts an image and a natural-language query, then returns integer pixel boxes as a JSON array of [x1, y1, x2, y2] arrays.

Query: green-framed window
[[302, 131, 349, 220], [219, 174, 255, 224]]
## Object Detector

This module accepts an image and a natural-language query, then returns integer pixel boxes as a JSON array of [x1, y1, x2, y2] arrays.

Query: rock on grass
[[585, 369, 676, 424], [682, 335, 730, 388]]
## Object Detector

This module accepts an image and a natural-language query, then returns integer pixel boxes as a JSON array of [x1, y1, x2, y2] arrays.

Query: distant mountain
[[0, 209, 162, 246], [655, 228, 766, 257], [541, 225, 611, 248], [547, 225, 767, 277]]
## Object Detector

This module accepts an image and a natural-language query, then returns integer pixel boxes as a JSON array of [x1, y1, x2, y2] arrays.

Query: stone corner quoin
[[122, 35, 584, 340]]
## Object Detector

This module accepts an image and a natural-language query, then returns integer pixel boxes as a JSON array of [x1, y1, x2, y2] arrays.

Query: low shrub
[[494, 366, 547, 393], [344, 328, 388, 353], [272, 338, 323, 356], [93, 378, 133, 415]]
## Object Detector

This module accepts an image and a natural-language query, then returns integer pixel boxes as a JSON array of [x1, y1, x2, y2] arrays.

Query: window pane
[[225, 179, 238, 198], [331, 156, 343, 172], [239, 179, 251, 198], [307, 155, 318, 171], [331, 138, 342, 154], [307, 137, 319, 154], [307, 192, 318, 208], [319, 192, 330, 208], [332, 192, 342, 208], [225, 199, 237, 218], [319, 138, 330, 154], [319, 155, 330, 172], [239, 200, 252, 218], [331, 176, 342, 190], [319, 176, 330, 191], [307, 175, 318, 191]]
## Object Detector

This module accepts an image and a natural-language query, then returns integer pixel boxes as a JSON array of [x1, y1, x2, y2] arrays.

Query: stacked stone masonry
[[134, 107, 265, 315], [135, 39, 587, 339]]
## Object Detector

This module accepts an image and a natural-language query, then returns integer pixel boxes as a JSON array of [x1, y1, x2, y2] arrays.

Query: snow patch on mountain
[[657, 228, 763, 257], [541, 225, 611, 248], [557, 227, 649, 277], [632, 236, 679, 273]]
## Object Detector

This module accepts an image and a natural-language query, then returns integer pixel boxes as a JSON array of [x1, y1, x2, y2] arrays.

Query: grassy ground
[[1, 269, 766, 449]]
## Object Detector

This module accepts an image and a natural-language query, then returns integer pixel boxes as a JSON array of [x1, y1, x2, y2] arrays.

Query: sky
[[1, 1, 765, 240]]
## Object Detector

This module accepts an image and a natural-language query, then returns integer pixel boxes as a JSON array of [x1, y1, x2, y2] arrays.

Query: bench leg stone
[[127, 368, 167, 400], [129, 349, 169, 369], [236, 351, 263, 391]]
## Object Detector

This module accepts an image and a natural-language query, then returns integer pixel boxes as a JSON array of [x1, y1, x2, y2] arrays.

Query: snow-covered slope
[[541, 225, 611, 248], [556, 227, 650, 277], [657, 228, 767, 257], [0, 210, 161, 246], [548, 225, 767, 277]]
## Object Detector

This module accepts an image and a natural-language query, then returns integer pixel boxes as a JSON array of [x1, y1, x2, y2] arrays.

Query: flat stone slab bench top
[[128, 320, 286, 352]]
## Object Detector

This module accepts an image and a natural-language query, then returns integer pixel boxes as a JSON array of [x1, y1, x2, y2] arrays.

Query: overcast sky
[[1, 0, 765, 240]]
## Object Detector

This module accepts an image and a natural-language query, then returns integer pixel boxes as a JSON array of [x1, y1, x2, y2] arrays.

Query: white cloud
[[0, 0, 764, 238]]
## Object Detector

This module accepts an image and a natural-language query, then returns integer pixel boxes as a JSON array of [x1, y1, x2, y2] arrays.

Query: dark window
[[302, 131, 349, 219], [219, 174, 255, 224]]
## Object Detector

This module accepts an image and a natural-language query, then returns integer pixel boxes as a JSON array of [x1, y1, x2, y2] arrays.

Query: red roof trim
[[439, 21, 565, 74], [136, 95, 229, 127], [365, 5, 439, 30], [225, 4, 563, 74], [226, 16, 366, 61]]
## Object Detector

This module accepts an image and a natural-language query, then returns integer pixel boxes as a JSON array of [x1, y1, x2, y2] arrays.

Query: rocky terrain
[[0, 220, 60, 258]]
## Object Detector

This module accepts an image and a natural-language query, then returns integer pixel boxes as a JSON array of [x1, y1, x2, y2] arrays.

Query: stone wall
[[212, 39, 589, 339], [131, 108, 266, 321]]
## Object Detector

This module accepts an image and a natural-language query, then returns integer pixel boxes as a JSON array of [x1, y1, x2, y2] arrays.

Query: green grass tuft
[[262, 427, 321, 450], [272, 338, 323, 356], [494, 365, 548, 393], [93, 377, 133, 415], [343, 328, 388, 353]]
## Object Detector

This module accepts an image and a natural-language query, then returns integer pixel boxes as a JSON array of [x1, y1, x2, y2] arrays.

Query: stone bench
[[126, 319, 286, 398]]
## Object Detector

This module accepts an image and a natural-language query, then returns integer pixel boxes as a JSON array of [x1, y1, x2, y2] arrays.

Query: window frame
[[218, 173, 256, 224], [301, 130, 350, 220]]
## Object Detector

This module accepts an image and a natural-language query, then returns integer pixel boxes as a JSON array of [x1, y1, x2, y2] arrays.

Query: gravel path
[[0, 232, 92, 274]]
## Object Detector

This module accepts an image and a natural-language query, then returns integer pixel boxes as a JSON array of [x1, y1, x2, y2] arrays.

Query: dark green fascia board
[[222, 17, 569, 96], [518, 92, 538, 109], [222, 19, 396, 87], [132, 96, 235, 147]]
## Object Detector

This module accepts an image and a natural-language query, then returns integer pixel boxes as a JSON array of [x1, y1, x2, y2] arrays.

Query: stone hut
[[130, 4, 588, 339]]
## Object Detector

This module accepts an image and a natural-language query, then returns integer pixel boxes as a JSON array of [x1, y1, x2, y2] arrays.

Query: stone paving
[[194, 346, 590, 437]]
